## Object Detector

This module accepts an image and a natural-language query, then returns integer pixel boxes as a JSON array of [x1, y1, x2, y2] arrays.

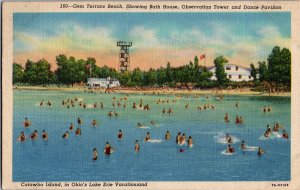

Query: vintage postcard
[[2, 1, 300, 190]]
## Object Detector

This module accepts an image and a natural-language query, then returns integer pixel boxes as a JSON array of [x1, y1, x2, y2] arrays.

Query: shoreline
[[13, 86, 291, 97]]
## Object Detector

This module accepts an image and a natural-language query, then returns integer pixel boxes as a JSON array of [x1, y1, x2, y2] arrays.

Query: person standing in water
[[117, 130, 123, 139], [226, 144, 235, 153], [18, 131, 26, 142], [104, 142, 112, 155], [145, 132, 151, 142], [69, 122, 74, 131], [30, 130, 38, 140], [282, 130, 289, 139], [224, 113, 230, 123], [77, 117, 83, 125], [91, 119, 98, 127], [42, 130, 48, 141], [23, 118, 31, 128], [75, 127, 81, 136], [187, 136, 193, 147], [165, 131, 171, 140], [258, 147, 264, 157], [93, 148, 98, 160], [62, 131, 69, 139], [135, 140, 140, 152], [240, 140, 246, 150], [176, 132, 181, 144], [179, 134, 186, 144]]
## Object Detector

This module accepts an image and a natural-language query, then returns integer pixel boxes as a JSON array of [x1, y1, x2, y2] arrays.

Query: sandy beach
[[13, 85, 291, 97]]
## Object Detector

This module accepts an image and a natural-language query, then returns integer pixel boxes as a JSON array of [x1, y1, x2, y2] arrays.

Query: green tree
[[267, 46, 291, 87], [165, 62, 173, 83], [13, 63, 24, 84], [131, 68, 143, 86], [197, 66, 213, 87], [23, 59, 53, 85], [214, 56, 228, 85], [250, 63, 257, 80], [258, 61, 269, 82]]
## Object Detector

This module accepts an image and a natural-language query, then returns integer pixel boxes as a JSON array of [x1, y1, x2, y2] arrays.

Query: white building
[[87, 77, 121, 88], [208, 64, 253, 82]]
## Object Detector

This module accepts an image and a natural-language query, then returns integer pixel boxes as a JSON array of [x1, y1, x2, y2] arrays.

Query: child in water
[[75, 127, 81, 136], [135, 140, 140, 152], [62, 131, 69, 139], [69, 122, 74, 131], [258, 147, 264, 157], [145, 132, 151, 142], [187, 136, 193, 147], [165, 131, 171, 140], [282, 130, 289, 139], [104, 142, 112, 155], [240, 140, 246, 150], [30, 130, 38, 140], [176, 132, 181, 144], [117, 130, 123, 139], [42, 130, 48, 141], [23, 118, 31, 128], [18, 131, 26, 142], [226, 144, 235, 153], [224, 113, 230, 123]]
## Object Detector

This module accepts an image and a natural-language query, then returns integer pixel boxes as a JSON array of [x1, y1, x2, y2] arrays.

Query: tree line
[[13, 46, 291, 90]]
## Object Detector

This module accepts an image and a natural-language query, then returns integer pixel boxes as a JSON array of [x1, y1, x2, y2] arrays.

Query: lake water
[[13, 90, 291, 181]]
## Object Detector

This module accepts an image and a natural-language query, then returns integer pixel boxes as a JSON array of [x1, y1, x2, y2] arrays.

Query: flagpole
[[205, 51, 206, 67]]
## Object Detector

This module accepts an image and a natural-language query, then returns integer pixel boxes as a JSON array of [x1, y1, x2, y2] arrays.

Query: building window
[[238, 75, 242, 79], [226, 67, 231, 70], [229, 75, 232, 79], [236, 66, 239, 71], [249, 76, 251, 79]]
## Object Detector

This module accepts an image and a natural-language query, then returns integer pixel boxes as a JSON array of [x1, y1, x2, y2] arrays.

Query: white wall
[[208, 64, 253, 82]]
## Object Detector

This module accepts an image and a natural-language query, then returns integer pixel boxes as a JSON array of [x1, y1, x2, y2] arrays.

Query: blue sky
[[13, 12, 291, 70]]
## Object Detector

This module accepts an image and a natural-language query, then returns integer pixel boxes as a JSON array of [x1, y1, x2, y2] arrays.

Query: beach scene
[[13, 12, 291, 181]]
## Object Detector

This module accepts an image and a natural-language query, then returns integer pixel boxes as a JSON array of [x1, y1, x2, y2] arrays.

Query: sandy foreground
[[13, 86, 291, 97]]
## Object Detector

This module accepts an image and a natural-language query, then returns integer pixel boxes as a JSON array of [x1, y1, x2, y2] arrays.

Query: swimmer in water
[[137, 123, 143, 128], [226, 134, 233, 144], [179, 134, 186, 144], [263, 106, 267, 113], [235, 115, 240, 124], [150, 120, 156, 125], [165, 131, 171, 140], [239, 116, 244, 124], [167, 108, 173, 114], [40, 100, 44, 107], [114, 111, 119, 117], [77, 117, 83, 125], [240, 140, 246, 150], [117, 130, 123, 139], [185, 104, 189, 109], [108, 111, 113, 117], [257, 147, 264, 157], [18, 131, 26, 142], [62, 131, 69, 139], [93, 148, 98, 160], [30, 130, 38, 140], [273, 122, 281, 132], [104, 142, 112, 155], [133, 102, 136, 109], [264, 125, 272, 137], [100, 102, 103, 109], [162, 108, 166, 114], [47, 101, 52, 106], [224, 113, 230, 123], [91, 119, 98, 127], [226, 144, 235, 153], [69, 122, 74, 131], [135, 140, 140, 152], [176, 132, 181, 144], [235, 102, 239, 107], [42, 130, 48, 141], [187, 136, 193, 147], [267, 106, 272, 112], [75, 127, 81, 136], [282, 130, 289, 139], [23, 118, 31, 128], [145, 132, 151, 142]]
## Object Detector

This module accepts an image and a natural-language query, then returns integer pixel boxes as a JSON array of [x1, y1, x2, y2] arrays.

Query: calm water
[[13, 90, 291, 181]]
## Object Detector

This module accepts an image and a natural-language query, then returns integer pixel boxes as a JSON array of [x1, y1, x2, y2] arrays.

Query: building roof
[[207, 63, 251, 72]]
